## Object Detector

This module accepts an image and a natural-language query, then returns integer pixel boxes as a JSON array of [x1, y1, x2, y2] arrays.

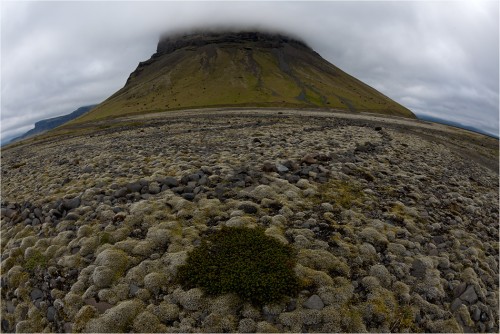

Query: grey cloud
[[2, 1, 498, 142]]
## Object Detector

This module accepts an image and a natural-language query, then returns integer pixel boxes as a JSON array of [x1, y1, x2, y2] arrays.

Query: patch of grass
[[312, 179, 365, 210], [176, 226, 300, 305], [99, 232, 112, 245], [390, 304, 418, 332], [24, 250, 48, 271]]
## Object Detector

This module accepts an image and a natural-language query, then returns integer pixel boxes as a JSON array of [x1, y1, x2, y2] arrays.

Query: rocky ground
[[1, 108, 498, 333]]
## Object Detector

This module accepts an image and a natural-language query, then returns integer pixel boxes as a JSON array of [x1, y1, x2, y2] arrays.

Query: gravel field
[[1, 109, 498, 332]]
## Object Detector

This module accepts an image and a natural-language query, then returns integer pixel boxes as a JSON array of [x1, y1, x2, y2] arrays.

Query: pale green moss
[[297, 249, 350, 277], [132, 311, 168, 333], [143, 272, 167, 295], [73, 305, 99, 332], [84, 299, 145, 332], [148, 302, 179, 323]]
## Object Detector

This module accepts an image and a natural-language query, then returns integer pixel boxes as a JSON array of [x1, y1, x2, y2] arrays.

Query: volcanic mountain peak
[[73, 30, 415, 124]]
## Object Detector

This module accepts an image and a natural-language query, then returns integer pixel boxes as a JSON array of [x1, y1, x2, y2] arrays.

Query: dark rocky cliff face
[[8, 105, 96, 144], [155, 31, 311, 56]]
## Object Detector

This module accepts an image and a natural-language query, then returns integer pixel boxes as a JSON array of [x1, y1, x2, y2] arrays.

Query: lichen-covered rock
[[238, 318, 257, 333], [294, 264, 334, 287], [256, 320, 280, 333], [95, 248, 129, 274], [359, 227, 388, 250], [249, 185, 276, 201], [63, 292, 85, 319], [369, 264, 392, 287], [176, 288, 204, 311], [202, 312, 238, 332], [92, 266, 115, 288], [16, 320, 42, 333], [132, 311, 168, 333], [361, 288, 398, 329], [143, 272, 167, 295], [148, 302, 179, 323], [392, 281, 411, 303], [208, 294, 241, 315], [297, 249, 350, 277], [84, 299, 144, 332], [73, 305, 99, 332], [132, 240, 155, 257], [318, 277, 354, 305], [358, 242, 379, 264], [426, 318, 462, 332], [322, 304, 366, 332]]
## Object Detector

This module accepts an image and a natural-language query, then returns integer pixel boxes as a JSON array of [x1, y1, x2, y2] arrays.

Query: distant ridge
[[8, 105, 97, 144], [72, 31, 415, 124], [417, 114, 499, 139]]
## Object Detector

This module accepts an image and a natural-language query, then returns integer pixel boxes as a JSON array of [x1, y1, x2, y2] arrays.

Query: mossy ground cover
[[176, 227, 300, 305]]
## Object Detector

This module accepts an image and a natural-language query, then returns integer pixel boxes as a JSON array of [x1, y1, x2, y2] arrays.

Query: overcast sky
[[1, 1, 499, 142]]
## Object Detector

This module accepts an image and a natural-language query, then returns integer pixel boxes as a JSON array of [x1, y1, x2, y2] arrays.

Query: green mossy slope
[[73, 32, 414, 124]]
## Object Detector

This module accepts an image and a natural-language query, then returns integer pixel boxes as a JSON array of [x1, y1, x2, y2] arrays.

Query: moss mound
[[176, 227, 299, 305]]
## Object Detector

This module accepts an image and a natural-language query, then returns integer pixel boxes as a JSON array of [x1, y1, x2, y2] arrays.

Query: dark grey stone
[[286, 175, 301, 183], [238, 204, 258, 214], [30, 288, 43, 301], [47, 306, 56, 322], [65, 213, 79, 221], [171, 186, 184, 194], [303, 294, 324, 310], [129, 284, 139, 296], [283, 160, 299, 171], [480, 312, 489, 322], [472, 307, 481, 321], [82, 165, 93, 173], [198, 175, 208, 186], [450, 298, 463, 312], [126, 182, 142, 193], [1, 319, 9, 332], [184, 184, 195, 193], [454, 282, 467, 297], [460, 285, 478, 304], [276, 164, 289, 173], [34, 208, 43, 219], [182, 193, 195, 201], [410, 259, 427, 279], [286, 299, 297, 312], [163, 177, 179, 188], [114, 187, 129, 198], [112, 207, 123, 213], [262, 162, 277, 172], [188, 173, 202, 182], [62, 197, 80, 211], [68, 268, 79, 278], [6, 301, 15, 313]]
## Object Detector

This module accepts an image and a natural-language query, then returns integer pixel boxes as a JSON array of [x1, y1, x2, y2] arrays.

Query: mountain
[[73, 31, 415, 124], [417, 114, 499, 139], [9, 105, 97, 143]]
